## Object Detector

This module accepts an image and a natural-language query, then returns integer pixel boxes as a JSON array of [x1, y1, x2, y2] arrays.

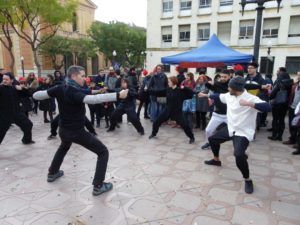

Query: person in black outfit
[[176, 66, 186, 88], [268, 68, 293, 141], [33, 65, 129, 196], [107, 79, 144, 135], [137, 70, 151, 119], [0, 73, 34, 145], [149, 76, 195, 144], [37, 75, 54, 123]]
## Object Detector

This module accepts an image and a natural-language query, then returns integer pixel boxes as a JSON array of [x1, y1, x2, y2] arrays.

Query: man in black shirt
[[33, 65, 128, 196], [0, 73, 34, 145]]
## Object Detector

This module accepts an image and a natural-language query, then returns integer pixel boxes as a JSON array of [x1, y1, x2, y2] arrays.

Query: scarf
[[67, 79, 81, 89]]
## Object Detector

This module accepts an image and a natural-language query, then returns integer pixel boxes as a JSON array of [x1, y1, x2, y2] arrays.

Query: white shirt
[[219, 90, 264, 141]]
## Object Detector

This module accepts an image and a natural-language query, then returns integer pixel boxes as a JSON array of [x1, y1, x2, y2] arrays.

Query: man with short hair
[[33, 65, 128, 196], [0, 73, 34, 145], [201, 69, 230, 150], [199, 76, 271, 194]]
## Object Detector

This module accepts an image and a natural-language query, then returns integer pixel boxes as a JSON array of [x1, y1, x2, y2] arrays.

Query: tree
[[0, 0, 78, 76], [40, 35, 71, 70], [89, 21, 146, 68], [40, 35, 97, 70], [0, 17, 15, 73]]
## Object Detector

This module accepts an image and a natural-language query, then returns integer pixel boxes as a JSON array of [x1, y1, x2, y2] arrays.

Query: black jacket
[[0, 85, 30, 122], [148, 73, 168, 97], [118, 88, 137, 108], [139, 76, 152, 100], [270, 72, 293, 106], [206, 81, 228, 115], [160, 87, 194, 120], [245, 73, 268, 100]]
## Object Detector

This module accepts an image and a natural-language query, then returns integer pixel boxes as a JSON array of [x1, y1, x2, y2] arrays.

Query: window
[[199, 0, 211, 8], [286, 57, 300, 74], [220, 0, 233, 6], [163, 0, 173, 12], [162, 26, 172, 43], [163, 65, 171, 72], [180, 0, 192, 10], [217, 21, 231, 42], [196, 67, 207, 73], [289, 16, 300, 37], [72, 13, 77, 32], [198, 23, 210, 41], [179, 25, 190, 42], [239, 20, 255, 39], [262, 18, 280, 38]]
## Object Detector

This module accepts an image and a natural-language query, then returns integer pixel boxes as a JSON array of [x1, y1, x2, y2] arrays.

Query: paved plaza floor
[[0, 113, 300, 225]]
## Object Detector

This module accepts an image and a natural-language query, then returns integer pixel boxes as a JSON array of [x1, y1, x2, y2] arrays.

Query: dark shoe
[[268, 136, 277, 141], [189, 138, 195, 144], [149, 134, 156, 139], [201, 143, 210, 150], [44, 120, 50, 123], [96, 124, 100, 128], [22, 140, 35, 145], [245, 180, 254, 194], [139, 130, 145, 136], [292, 150, 300, 155], [195, 125, 200, 129], [93, 182, 113, 196], [116, 124, 120, 128], [144, 115, 150, 119], [267, 128, 273, 132], [292, 144, 298, 149], [204, 159, 221, 166], [47, 135, 56, 140], [283, 140, 295, 145], [106, 128, 115, 132], [47, 170, 64, 182]]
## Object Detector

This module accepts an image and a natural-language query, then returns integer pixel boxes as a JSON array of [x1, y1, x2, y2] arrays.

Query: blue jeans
[[150, 96, 165, 121]]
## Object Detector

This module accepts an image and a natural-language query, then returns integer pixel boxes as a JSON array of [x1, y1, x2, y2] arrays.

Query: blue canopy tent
[[161, 34, 253, 68]]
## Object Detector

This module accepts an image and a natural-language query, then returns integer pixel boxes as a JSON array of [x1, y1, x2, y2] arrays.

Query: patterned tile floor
[[0, 113, 300, 225]]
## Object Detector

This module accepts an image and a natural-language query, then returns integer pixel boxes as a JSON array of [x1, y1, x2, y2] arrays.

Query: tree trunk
[[8, 47, 15, 73], [32, 47, 41, 77]]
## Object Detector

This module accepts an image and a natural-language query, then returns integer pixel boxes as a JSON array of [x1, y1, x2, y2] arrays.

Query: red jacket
[[289, 82, 299, 106]]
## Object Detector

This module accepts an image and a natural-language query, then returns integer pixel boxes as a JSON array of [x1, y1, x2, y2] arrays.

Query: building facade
[[146, 0, 300, 76], [0, 0, 105, 77]]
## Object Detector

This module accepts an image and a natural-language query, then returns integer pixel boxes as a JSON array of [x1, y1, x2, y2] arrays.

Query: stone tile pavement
[[0, 113, 299, 225]]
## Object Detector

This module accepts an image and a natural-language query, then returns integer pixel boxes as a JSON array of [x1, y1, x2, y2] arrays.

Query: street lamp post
[[20, 56, 25, 77], [266, 40, 272, 75], [240, 0, 282, 63], [112, 50, 117, 69]]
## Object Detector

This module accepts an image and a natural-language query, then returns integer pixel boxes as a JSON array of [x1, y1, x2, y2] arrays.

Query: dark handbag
[[273, 89, 288, 105]]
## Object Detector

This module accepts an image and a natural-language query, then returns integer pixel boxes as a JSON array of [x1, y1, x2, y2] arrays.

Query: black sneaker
[[201, 143, 210, 150], [204, 159, 221, 166], [245, 180, 254, 194], [47, 170, 64, 182], [139, 130, 145, 136], [189, 138, 195, 144], [93, 182, 113, 196], [106, 128, 115, 132], [292, 150, 300, 155], [149, 134, 156, 139], [22, 140, 35, 145], [47, 135, 56, 140]]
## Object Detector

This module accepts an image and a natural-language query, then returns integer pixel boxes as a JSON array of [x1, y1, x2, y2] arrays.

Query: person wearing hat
[[0, 72, 34, 145], [198, 76, 271, 194]]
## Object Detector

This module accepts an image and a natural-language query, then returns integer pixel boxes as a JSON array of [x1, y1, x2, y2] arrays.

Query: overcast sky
[[93, 0, 147, 28]]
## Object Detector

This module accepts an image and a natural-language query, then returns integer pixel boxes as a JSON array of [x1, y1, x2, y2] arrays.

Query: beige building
[[146, 0, 300, 75], [0, 0, 106, 77]]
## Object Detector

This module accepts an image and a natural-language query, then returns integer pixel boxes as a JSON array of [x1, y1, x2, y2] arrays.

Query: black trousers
[[0, 113, 33, 144], [208, 125, 250, 179], [152, 110, 194, 140], [196, 111, 207, 129], [48, 127, 108, 186], [50, 115, 95, 136], [110, 105, 144, 133], [137, 98, 150, 118], [288, 107, 298, 142], [88, 105, 101, 126], [271, 105, 288, 138]]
